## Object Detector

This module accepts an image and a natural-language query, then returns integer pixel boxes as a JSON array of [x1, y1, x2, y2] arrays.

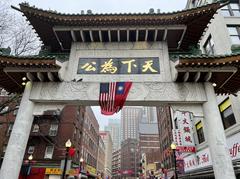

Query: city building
[[96, 136, 105, 179], [81, 106, 100, 178], [112, 149, 121, 179], [0, 104, 86, 178], [104, 119, 121, 151], [0, 93, 20, 167], [139, 107, 161, 176], [156, 106, 174, 172], [121, 107, 143, 141], [99, 131, 113, 179], [120, 138, 140, 178], [141, 107, 158, 123]]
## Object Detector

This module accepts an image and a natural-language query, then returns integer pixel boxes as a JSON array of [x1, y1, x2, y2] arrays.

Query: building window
[[195, 121, 205, 144], [221, 3, 240, 17], [49, 124, 58, 136], [32, 124, 39, 133], [203, 35, 214, 55], [219, 98, 236, 129], [227, 26, 240, 45], [28, 146, 35, 154], [7, 123, 13, 136], [13, 106, 19, 116], [44, 146, 54, 159]]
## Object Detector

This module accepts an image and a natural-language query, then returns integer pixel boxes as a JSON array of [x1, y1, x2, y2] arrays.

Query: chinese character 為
[[101, 59, 118, 74]]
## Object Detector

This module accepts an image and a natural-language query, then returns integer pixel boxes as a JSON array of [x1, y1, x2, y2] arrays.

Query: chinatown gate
[[0, 1, 239, 179]]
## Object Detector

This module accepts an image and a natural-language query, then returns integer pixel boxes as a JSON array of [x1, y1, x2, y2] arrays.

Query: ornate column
[[202, 82, 236, 179], [0, 82, 34, 179]]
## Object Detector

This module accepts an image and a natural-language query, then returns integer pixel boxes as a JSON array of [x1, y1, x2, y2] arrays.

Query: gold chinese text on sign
[[77, 57, 160, 74]]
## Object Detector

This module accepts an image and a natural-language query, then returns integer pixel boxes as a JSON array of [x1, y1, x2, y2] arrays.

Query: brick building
[[156, 106, 174, 171], [0, 100, 101, 179], [120, 138, 140, 178], [81, 107, 100, 178]]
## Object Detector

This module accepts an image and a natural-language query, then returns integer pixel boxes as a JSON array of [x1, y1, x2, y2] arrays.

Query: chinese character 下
[[121, 59, 137, 73]]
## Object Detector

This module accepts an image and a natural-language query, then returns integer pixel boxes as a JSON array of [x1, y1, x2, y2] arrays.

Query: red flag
[[99, 82, 132, 115], [68, 147, 75, 157]]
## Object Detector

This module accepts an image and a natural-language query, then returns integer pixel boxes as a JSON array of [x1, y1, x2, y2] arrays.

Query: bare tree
[[0, 0, 41, 56]]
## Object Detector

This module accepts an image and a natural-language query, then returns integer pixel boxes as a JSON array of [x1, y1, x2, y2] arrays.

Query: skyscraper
[[104, 119, 121, 151], [121, 106, 143, 141]]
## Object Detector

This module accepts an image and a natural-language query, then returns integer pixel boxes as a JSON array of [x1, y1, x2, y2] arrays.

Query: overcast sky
[[8, 0, 187, 129]]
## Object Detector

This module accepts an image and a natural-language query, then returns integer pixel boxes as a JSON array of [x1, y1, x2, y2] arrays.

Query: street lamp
[[62, 139, 72, 179], [79, 157, 84, 172], [170, 142, 178, 179]]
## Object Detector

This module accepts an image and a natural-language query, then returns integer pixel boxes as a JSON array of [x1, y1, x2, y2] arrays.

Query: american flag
[[99, 82, 132, 115]]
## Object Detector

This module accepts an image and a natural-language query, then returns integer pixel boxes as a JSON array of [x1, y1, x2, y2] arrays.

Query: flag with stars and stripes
[[99, 82, 132, 115]]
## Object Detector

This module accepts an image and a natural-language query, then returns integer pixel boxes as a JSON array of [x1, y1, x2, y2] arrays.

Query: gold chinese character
[[81, 62, 97, 71], [121, 59, 137, 73], [142, 60, 158, 73], [100, 59, 117, 74]]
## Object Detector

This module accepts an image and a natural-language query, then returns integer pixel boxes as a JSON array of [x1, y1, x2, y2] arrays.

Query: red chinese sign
[[172, 111, 196, 153]]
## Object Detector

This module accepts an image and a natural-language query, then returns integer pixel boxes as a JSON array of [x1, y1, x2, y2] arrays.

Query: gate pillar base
[[0, 82, 34, 179], [203, 82, 236, 179]]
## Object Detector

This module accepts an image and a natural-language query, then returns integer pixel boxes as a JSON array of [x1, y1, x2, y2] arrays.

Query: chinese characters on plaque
[[77, 57, 160, 74], [172, 111, 196, 153]]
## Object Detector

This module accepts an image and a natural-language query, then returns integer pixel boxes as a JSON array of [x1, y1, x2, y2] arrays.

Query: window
[[28, 146, 35, 154], [227, 26, 240, 45], [195, 121, 205, 144], [1, 106, 9, 114], [203, 35, 215, 55], [13, 106, 19, 116], [32, 124, 39, 133], [49, 124, 58, 136], [44, 146, 54, 159], [7, 123, 13, 136], [221, 3, 240, 17], [219, 98, 236, 129]]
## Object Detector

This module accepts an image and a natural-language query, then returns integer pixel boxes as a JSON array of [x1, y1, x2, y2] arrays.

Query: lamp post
[[62, 139, 72, 179], [170, 142, 178, 179], [79, 157, 84, 173], [25, 154, 33, 179]]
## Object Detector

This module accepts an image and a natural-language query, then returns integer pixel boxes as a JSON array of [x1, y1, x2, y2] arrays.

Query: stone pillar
[[0, 82, 34, 179], [202, 82, 236, 179]]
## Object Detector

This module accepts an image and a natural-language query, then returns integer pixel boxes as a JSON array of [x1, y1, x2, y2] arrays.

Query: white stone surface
[[29, 82, 207, 105], [59, 42, 173, 83], [202, 82, 236, 179], [0, 82, 35, 179]]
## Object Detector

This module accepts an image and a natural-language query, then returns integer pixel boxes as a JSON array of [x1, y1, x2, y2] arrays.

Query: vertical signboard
[[172, 111, 196, 153]]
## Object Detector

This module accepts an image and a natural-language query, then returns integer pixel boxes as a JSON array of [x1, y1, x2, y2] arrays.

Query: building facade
[[99, 131, 113, 179], [120, 138, 140, 178], [112, 149, 121, 179], [121, 107, 143, 141], [104, 119, 121, 151], [156, 106, 175, 174], [81, 107, 100, 178], [97, 136, 105, 179]]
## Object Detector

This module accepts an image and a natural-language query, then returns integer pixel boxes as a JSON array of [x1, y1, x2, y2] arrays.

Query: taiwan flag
[[99, 82, 132, 115]]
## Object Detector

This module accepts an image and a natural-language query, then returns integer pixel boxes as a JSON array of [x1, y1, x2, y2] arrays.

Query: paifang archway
[[0, 2, 238, 179]]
